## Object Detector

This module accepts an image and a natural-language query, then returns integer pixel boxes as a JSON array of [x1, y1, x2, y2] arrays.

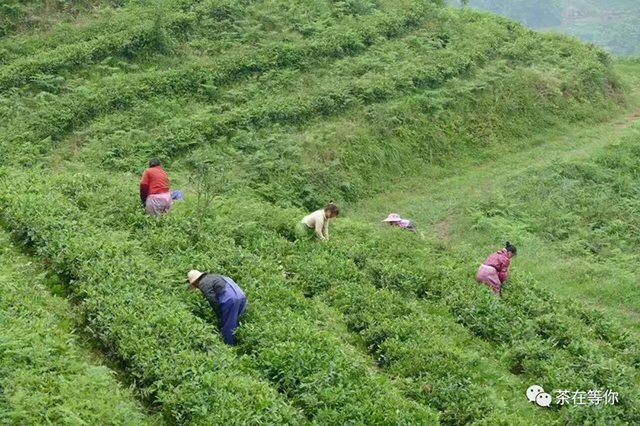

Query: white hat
[[187, 270, 205, 286]]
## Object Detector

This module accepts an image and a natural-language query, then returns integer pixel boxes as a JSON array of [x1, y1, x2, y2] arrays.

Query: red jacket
[[483, 249, 511, 283], [140, 166, 170, 202]]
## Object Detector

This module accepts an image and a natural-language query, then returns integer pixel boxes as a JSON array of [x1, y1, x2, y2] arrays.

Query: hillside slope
[[0, 0, 125, 37], [0, 1, 637, 425], [353, 59, 640, 327]]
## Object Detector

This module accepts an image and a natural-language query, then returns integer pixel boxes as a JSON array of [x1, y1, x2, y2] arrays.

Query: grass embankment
[[0, 0, 127, 38]]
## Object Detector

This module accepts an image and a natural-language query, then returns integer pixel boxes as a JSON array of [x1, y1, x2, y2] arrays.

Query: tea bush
[[0, 230, 155, 425]]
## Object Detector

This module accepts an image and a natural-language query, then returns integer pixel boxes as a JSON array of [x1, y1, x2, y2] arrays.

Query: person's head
[[149, 157, 161, 168], [187, 270, 205, 289], [505, 241, 517, 258], [324, 201, 340, 219]]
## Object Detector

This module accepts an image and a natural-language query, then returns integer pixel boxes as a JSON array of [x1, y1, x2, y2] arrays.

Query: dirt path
[[357, 105, 640, 217]]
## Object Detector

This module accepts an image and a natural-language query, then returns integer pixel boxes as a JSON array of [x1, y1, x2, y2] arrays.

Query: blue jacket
[[198, 274, 247, 345]]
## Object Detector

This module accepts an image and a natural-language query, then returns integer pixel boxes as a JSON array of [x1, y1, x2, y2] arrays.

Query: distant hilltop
[[452, 0, 640, 55]]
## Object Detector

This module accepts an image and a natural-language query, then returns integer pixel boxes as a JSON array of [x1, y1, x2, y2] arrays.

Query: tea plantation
[[0, 1, 638, 425]]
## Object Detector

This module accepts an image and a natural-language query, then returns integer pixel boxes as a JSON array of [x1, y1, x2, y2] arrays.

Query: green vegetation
[[0, 0, 638, 424], [353, 59, 640, 328], [0, 230, 157, 425], [0, 0, 127, 38]]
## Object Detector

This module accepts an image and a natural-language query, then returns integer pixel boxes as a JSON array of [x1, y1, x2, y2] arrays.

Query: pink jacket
[[483, 249, 511, 283]]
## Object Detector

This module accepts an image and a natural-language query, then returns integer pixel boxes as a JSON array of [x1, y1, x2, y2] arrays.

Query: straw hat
[[187, 270, 205, 286], [382, 213, 402, 223]]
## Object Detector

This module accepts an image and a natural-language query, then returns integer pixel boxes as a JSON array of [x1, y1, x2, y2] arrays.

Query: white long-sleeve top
[[302, 209, 329, 241]]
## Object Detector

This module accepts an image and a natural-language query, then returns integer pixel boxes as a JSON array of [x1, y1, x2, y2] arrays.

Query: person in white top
[[299, 202, 340, 241]]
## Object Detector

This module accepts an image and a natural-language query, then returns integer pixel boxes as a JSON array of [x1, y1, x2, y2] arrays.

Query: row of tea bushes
[[167, 195, 639, 425], [0, 170, 442, 424], [0, 0, 443, 165], [0, 5, 198, 91], [0, 230, 155, 426], [36, 7, 524, 173], [0, 171, 305, 425]]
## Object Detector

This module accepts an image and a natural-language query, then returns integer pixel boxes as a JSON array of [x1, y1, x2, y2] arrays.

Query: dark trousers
[[220, 296, 247, 345]]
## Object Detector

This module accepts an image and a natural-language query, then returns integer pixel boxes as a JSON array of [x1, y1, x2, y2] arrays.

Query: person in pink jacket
[[476, 242, 517, 297]]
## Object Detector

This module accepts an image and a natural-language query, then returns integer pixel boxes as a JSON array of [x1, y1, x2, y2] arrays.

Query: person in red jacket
[[140, 158, 171, 216], [476, 242, 517, 297]]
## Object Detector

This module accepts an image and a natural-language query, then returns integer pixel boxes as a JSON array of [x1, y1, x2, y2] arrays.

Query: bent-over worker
[[299, 201, 340, 241], [382, 213, 417, 231], [476, 242, 517, 297], [187, 270, 247, 345], [140, 158, 171, 216]]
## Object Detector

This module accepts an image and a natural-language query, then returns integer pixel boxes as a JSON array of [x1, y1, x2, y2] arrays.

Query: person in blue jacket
[[187, 270, 247, 345]]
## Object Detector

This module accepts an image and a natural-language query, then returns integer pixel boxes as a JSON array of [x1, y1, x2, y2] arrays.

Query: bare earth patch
[[433, 218, 451, 241]]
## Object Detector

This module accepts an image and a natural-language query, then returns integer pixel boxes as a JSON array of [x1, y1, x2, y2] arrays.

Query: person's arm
[[200, 275, 226, 318], [206, 293, 221, 318], [315, 213, 327, 241], [140, 170, 150, 204], [498, 258, 510, 283], [140, 184, 149, 205], [322, 217, 329, 241]]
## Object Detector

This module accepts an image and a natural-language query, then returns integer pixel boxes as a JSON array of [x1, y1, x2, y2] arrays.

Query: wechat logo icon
[[527, 385, 552, 407]]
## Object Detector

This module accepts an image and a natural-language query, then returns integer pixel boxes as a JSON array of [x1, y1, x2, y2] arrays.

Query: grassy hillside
[[352, 58, 640, 327], [0, 0, 128, 38], [0, 0, 637, 425]]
